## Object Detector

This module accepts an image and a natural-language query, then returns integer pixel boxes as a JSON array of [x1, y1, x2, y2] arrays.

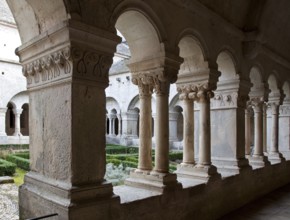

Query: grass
[[13, 168, 27, 186]]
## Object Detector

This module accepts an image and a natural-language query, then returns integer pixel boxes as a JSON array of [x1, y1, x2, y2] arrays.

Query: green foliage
[[13, 168, 27, 186], [0, 144, 29, 150], [106, 145, 139, 154], [5, 155, 30, 171], [13, 152, 30, 159], [168, 151, 183, 161], [0, 158, 16, 176]]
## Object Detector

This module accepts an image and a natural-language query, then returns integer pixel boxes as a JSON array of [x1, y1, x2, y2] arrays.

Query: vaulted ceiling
[[197, 0, 290, 62]]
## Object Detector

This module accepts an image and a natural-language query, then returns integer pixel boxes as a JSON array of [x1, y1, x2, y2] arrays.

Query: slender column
[[137, 83, 153, 172], [117, 115, 122, 136], [197, 91, 213, 166], [153, 81, 170, 173], [180, 93, 195, 165], [270, 103, 279, 153], [13, 109, 23, 136], [109, 116, 113, 135], [263, 103, 268, 153], [252, 101, 263, 156], [245, 105, 252, 156], [0, 108, 7, 136]]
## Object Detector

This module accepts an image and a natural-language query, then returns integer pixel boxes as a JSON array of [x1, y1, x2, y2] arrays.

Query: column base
[[19, 172, 120, 220], [268, 152, 286, 164], [280, 151, 290, 160], [212, 157, 252, 177], [175, 164, 221, 182], [248, 155, 271, 168], [125, 169, 182, 193]]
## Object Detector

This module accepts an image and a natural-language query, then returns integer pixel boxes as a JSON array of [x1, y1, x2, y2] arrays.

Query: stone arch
[[7, 0, 68, 43], [177, 35, 209, 78], [282, 81, 290, 103], [175, 29, 210, 62], [249, 65, 268, 99], [115, 10, 165, 63], [216, 50, 239, 82], [106, 97, 121, 114], [169, 93, 182, 111], [5, 102, 15, 135], [268, 72, 283, 103], [127, 95, 140, 111]]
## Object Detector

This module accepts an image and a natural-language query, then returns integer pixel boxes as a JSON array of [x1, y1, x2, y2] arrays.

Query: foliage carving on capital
[[212, 92, 248, 109], [268, 102, 280, 115], [250, 97, 264, 112], [280, 105, 290, 116], [22, 46, 113, 88], [177, 84, 198, 101]]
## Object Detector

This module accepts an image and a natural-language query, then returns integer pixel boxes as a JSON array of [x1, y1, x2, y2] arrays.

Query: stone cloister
[[2, 0, 290, 219]]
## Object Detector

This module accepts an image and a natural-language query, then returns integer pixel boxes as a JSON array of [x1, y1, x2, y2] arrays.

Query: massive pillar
[[268, 102, 284, 163], [18, 21, 121, 219], [248, 98, 270, 167], [279, 103, 290, 160], [0, 108, 7, 143], [13, 109, 23, 136]]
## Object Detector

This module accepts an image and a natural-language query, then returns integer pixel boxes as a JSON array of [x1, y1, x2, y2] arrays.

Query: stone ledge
[[0, 176, 14, 184]]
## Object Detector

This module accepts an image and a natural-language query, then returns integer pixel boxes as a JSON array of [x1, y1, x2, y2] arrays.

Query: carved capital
[[22, 46, 113, 89], [250, 97, 264, 113], [212, 91, 248, 109], [194, 83, 214, 103], [177, 84, 198, 100], [268, 102, 279, 115], [280, 105, 290, 116]]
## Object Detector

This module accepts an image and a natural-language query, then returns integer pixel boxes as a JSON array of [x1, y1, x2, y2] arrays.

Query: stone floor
[[220, 183, 290, 220], [0, 184, 19, 220], [1, 183, 290, 220]]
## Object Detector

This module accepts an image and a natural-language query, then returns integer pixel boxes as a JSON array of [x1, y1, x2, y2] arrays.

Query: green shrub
[[169, 151, 183, 161], [0, 144, 29, 150], [5, 155, 30, 171], [0, 159, 16, 176], [106, 145, 139, 154], [14, 152, 30, 159], [107, 159, 122, 167], [125, 157, 138, 163], [122, 161, 137, 169]]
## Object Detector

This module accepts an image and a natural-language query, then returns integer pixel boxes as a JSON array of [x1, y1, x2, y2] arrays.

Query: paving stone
[[0, 176, 14, 184]]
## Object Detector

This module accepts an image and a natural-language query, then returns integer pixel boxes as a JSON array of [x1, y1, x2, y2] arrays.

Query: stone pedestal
[[0, 108, 7, 143], [17, 21, 122, 219]]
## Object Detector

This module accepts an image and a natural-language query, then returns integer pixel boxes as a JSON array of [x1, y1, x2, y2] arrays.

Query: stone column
[[13, 109, 23, 136], [245, 105, 252, 156], [197, 89, 213, 166], [117, 114, 122, 136], [154, 80, 170, 173], [182, 96, 194, 165], [134, 80, 153, 172], [249, 98, 270, 167], [263, 103, 268, 153], [108, 116, 113, 135], [17, 22, 121, 219], [168, 112, 179, 141], [0, 108, 7, 143], [268, 102, 284, 163]]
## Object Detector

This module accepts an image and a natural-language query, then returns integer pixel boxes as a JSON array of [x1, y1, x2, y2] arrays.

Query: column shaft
[[263, 104, 267, 152], [118, 116, 122, 136], [253, 104, 263, 156], [245, 108, 251, 156], [198, 97, 211, 166], [138, 85, 152, 171], [0, 108, 7, 136], [271, 104, 279, 153], [154, 83, 170, 173], [13, 109, 22, 136], [183, 98, 195, 164]]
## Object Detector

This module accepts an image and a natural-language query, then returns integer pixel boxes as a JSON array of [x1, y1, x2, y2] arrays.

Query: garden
[[0, 144, 183, 186]]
